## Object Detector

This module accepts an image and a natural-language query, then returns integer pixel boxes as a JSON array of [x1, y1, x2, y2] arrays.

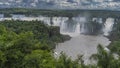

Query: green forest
[[1, 8, 120, 17], [0, 20, 120, 68]]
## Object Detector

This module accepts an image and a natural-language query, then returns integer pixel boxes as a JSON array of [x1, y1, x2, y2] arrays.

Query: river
[[54, 35, 111, 64]]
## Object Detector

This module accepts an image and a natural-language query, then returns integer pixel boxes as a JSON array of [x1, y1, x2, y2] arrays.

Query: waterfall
[[60, 17, 81, 37], [75, 16, 87, 34], [92, 18, 103, 24], [80, 23, 86, 33], [60, 23, 81, 37], [75, 23, 80, 34], [52, 17, 115, 36], [26, 16, 115, 36], [24, 15, 115, 37], [52, 17, 62, 26], [103, 18, 114, 36]]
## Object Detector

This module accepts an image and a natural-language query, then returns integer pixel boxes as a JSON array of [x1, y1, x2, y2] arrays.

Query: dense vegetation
[[1, 8, 120, 18], [0, 20, 70, 50]]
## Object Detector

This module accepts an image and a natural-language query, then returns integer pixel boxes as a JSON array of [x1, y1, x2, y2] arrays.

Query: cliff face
[[0, 0, 120, 10]]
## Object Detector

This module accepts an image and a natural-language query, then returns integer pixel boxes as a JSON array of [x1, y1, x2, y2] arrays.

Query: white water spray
[[60, 17, 80, 37], [103, 18, 114, 36], [60, 16, 88, 37]]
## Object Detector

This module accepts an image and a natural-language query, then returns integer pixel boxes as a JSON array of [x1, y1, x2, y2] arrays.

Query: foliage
[[0, 20, 70, 50], [90, 45, 120, 68]]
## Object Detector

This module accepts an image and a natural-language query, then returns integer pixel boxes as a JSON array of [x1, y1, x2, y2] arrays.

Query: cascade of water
[[92, 18, 103, 24], [60, 17, 81, 37], [79, 17, 87, 34], [52, 17, 60, 26], [80, 23, 85, 33], [60, 23, 81, 37], [103, 18, 114, 36], [75, 23, 81, 34], [52, 17, 115, 36], [60, 20, 67, 33]]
